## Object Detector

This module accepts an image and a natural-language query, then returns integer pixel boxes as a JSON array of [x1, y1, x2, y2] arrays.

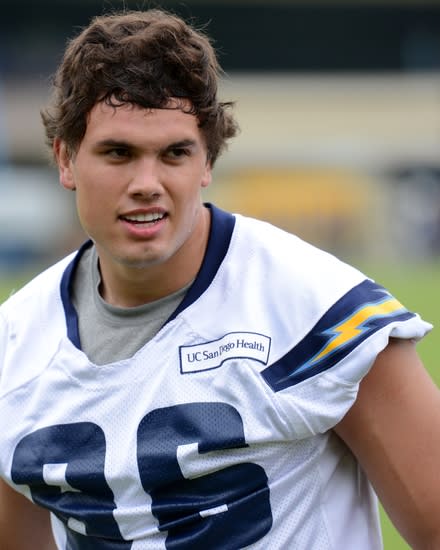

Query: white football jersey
[[0, 205, 432, 549]]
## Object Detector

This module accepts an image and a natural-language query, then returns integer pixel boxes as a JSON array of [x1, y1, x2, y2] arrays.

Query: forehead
[[83, 100, 203, 145]]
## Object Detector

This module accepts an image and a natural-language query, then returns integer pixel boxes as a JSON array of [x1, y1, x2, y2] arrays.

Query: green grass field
[[0, 260, 438, 549]]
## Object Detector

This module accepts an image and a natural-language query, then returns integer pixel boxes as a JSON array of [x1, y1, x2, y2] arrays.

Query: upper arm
[[335, 337, 440, 550], [0, 478, 56, 550]]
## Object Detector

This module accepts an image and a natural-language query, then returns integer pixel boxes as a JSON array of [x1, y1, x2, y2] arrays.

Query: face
[[56, 101, 212, 288]]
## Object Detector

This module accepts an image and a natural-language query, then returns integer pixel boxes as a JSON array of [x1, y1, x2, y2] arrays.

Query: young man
[[0, 9, 439, 550]]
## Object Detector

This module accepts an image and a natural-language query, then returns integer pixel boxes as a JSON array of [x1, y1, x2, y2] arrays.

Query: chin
[[118, 252, 170, 270]]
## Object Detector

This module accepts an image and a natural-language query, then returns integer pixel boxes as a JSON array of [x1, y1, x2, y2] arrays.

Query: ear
[[53, 138, 76, 190], [201, 160, 212, 189]]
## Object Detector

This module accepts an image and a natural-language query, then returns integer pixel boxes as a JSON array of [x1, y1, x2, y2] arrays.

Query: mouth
[[119, 211, 167, 226]]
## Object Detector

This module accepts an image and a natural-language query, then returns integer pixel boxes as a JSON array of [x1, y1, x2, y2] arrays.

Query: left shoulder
[[231, 213, 369, 311]]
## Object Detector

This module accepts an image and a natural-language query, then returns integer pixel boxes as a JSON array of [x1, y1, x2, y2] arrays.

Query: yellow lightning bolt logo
[[310, 295, 405, 367]]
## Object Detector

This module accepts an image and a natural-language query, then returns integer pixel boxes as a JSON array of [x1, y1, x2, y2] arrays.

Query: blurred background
[[1, 0, 440, 274], [0, 2, 439, 548]]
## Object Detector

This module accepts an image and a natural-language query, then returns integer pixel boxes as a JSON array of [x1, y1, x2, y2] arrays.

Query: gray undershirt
[[71, 246, 189, 365]]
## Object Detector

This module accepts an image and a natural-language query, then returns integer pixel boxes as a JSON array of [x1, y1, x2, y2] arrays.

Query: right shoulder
[[0, 250, 79, 389], [0, 251, 78, 318]]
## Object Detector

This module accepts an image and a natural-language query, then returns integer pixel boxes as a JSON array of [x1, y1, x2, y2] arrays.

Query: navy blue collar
[[60, 203, 236, 349]]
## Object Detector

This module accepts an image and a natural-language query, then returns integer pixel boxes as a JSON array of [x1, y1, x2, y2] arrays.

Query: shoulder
[[0, 251, 78, 391], [0, 252, 76, 320], [230, 212, 367, 314], [213, 213, 432, 431], [233, 212, 355, 268]]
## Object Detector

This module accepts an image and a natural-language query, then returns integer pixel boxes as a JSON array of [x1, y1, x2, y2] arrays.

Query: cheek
[[74, 165, 115, 205], [74, 191, 93, 231], [75, 184, 109, 230]]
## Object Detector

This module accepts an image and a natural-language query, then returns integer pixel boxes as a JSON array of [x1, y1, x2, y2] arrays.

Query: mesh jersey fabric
[[0, 204, 432, 549]]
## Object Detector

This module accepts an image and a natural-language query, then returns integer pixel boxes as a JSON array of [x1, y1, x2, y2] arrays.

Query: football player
[[1, 8, 440, 550]]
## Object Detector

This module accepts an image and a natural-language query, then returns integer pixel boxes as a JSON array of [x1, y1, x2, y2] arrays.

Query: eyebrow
[[94, 139, 133, 149], [164, 139, 198, 150], [94, 138, 199, 150]]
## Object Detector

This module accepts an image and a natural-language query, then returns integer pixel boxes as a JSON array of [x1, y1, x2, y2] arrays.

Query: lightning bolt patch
[[262, 280, 415, 392], [307, 294, 405, 370]]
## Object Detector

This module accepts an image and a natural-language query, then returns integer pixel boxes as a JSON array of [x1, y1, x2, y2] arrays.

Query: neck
[[97, 206, 211, 307]]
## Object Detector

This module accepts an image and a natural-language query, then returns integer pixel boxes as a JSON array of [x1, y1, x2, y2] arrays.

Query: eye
[[107, 147, 131, 159], [165, 147, 190, 161]]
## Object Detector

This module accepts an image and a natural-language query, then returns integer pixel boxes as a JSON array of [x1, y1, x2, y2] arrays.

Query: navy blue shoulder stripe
[[261, 279, 415, 392], [166, 203, 236, 323], [60, 240, 94, 349]]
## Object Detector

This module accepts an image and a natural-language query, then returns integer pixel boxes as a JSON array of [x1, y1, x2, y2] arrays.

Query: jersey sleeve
[[260, 278, 433, 438]]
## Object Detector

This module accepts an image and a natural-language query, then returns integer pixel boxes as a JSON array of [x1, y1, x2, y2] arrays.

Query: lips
[[120, 211, 166, 224]]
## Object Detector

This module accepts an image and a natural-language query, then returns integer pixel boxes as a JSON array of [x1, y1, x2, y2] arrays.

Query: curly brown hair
[[41, 9, 239, 164]]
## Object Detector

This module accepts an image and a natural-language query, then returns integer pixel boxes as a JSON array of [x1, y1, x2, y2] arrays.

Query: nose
[[127, 158, 162, 199]]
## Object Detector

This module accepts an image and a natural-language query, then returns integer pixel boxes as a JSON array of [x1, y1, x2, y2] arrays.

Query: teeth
[[123, 212, 164, 222]]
